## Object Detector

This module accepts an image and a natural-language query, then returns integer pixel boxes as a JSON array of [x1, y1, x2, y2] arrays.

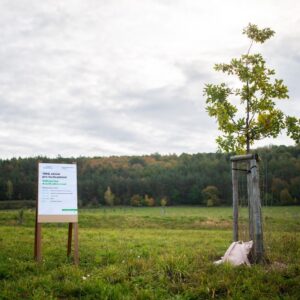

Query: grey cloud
[[175, 61, 214, 83], [71, 105, 142, 142], [0, 1, 299, 158]]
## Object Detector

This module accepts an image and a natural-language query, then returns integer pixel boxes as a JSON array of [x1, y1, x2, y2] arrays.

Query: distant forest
[[0, 145, 300, 207]]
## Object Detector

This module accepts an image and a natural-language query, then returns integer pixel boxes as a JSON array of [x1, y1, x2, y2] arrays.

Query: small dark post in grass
[[230, 153, 264, 263]]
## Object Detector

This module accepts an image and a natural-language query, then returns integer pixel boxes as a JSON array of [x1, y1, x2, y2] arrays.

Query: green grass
[[1, 206, 300, 299]]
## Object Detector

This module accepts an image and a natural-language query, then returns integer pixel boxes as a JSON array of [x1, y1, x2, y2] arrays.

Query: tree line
[[0, 145, 299, 207]]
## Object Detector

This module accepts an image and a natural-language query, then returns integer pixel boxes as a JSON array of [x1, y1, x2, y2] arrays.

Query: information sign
[[38, 163, 78, 222], [35, 162, 79, 264]]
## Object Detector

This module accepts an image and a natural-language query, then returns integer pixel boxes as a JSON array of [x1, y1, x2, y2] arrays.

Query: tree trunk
[[246, 65, 250, 154], [246, 102, 250, 154], [246, 138, 250, 154]]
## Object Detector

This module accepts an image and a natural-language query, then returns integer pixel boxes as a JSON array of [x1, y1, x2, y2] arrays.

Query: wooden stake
[[67, 223, 73, 257], [34, 223, 42, 262], [232, 161, 239, 241], [247, 166, 254, 241], [250, 159, 264, 263]]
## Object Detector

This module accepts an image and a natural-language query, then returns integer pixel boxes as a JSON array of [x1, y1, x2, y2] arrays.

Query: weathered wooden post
[[247, 166, 254, 241], [249, 158, 264, 263], [232, 161, 239, 242]]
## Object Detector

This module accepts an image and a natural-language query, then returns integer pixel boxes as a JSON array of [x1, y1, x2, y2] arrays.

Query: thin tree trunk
[[246, 88, 250, 154], [246, 136, 250, 154], [245, 44, 251, 155]]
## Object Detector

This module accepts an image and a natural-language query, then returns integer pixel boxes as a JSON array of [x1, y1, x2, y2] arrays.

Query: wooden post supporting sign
[[34, 163, 79, 264]]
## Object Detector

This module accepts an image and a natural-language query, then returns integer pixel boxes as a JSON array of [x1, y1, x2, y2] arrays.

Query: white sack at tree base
[[214, 241, 253, 266]]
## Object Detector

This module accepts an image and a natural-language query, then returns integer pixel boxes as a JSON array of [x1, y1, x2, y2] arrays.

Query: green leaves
[[204, 83, 237, 133], [255, 109, 285, 138], [242, 23, 275, 43], [203, 24, 300, 154], [204, 83, 233, 105], [286, 116, 300, 144]]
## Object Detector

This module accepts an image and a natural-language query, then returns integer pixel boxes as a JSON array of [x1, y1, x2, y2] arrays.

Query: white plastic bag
[[214, 241, 253, 266]]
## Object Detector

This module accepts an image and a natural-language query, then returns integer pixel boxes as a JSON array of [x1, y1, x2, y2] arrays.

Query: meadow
[[0, 206, 300, 299]]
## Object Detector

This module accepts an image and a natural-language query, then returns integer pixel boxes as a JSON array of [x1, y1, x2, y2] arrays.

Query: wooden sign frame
[[34, 162, 79, 264]]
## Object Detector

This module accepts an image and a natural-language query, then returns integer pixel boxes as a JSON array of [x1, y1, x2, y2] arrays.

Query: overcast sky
[[1, 0, 300, 158]]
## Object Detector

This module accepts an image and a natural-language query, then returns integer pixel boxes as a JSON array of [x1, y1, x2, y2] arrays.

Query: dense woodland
[[0, 145, 300, 207]]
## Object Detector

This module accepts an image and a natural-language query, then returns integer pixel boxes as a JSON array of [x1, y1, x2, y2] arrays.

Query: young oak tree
[[204, 23, 300, 154]]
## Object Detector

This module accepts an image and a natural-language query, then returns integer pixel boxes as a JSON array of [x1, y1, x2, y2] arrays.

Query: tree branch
[[230, 116, 237, 126], [249, 112, 256, 126], [246, 40, 254, 56]]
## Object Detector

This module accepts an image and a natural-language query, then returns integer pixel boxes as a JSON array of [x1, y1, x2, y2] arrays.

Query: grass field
[[0, 206, 300, 299]]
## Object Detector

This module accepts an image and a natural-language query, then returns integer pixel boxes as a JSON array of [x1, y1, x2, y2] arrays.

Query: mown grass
[[0, 206, 300, 299]]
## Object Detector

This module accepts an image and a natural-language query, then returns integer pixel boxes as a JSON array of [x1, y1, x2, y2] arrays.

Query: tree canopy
[[204, 23, 300, 154]]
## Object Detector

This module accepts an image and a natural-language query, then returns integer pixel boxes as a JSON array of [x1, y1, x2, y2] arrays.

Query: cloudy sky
[[1, 0, 300, 158]]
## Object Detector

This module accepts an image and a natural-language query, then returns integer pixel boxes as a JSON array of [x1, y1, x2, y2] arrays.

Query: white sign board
[[38, 163, 78, 221]]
